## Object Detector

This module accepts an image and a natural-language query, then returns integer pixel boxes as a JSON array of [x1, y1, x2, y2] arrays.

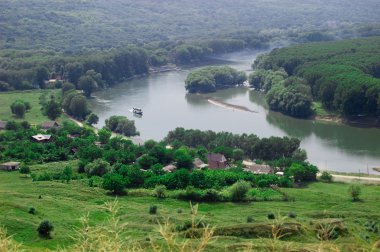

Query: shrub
[[247, 216, 254, 223], [288, 212, 297, 218], [153, 185, 167, 198], [348, 184, 361, 202], [230, 180, 251, 202], [149, 205, 158, 215], [102, 173, 126, 195], [37, 220, 54, 238], [177, 208, 183, 214], [85, 159, 111, 177], [177, 186, 203, 201], [319, 171, 333, 183], [19, 165, 30, 176], [28, 207, 36, 214], [10, 100, 26, 118], [203, 189, 220, 202], [267, 213, 275, 220]]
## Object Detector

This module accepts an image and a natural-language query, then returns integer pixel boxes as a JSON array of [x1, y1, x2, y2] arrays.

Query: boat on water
[[132, 107, 143, 115]]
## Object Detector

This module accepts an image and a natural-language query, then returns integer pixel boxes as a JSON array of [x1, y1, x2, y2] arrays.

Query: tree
[[61, 82, 76, 94], [98, 127, 112, 144], [34, 67, 49, 89], [102, 173, 126, 194], [68, 95, 89, 120], [37, 220, 54, 238], [230, 180, 251, 202], [86, 113, 99, 126], [285, 162, 318, 183], [10, 100, 26, 118], [78, 75, 97, 97], [105, 115, 139, 137], [85, 159, 111, 177], [43, 97, 62, 120], [174, 148, 193, 169], [60, 166, 73, 183], [232, 148, 244, 161]]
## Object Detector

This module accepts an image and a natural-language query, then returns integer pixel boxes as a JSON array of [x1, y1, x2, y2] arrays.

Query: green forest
[[252, 36, 380, 117]]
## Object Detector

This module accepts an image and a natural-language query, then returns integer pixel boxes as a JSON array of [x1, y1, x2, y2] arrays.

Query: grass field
[[0, 90, 68, 125], [0, 162, 380, 251]]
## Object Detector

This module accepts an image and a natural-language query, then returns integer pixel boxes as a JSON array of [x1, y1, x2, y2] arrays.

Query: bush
[[177, 208, 183, 214], [348, 184, 361, 202], [230, 181, 251, 202], [267, 213, 275, 220], [153, 185, 167, 198], [19, 165, 30, 176], [203, 189, 220, 202], [37, 220, 54, 238], [247, 216, 254, 223], [85, 159, 111, 177], [177, 186, 203, 201], [149, 205, 158, 215], [288, 212, 297, 218], [319, 171, 333, 183], [28, 207, 36, 214], [102, 173, 126, 195]]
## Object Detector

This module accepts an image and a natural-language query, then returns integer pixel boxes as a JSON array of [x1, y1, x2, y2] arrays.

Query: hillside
[[252, 36, 380, 117], [1, 0, 380, 51]]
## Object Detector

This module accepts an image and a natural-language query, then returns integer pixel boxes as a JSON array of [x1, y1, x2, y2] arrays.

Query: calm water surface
[[89, 50, 380, 174]]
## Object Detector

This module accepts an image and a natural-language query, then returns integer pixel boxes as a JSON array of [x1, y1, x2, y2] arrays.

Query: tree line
[[252, 36, 380, 117]]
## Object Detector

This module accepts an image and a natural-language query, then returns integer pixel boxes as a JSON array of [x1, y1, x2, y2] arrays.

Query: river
[[89, 50, 380, 174]]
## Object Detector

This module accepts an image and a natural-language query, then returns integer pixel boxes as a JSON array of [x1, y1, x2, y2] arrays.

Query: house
[[31, 134, 52, 142], [0, 162, 20, 171], [0, 121, 6, 130], [163, 164, 177, 173], [193, 158, 208, 169], [207, 153, 228, 169], [244, 164, 273, 175], [40, 121, 60, 130]]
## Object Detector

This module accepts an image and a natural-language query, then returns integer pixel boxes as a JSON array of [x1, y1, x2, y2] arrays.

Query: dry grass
[[0, 227, 23, 252]]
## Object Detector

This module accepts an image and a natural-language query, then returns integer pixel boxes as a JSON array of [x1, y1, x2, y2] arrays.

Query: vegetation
[[105, 115, 139, 137], [0, 90, 64, 124], [349, 184, 362, 202], [37, 220, 54, 239], [0, 170, 379, 251], [185, 66, 246, 93], [253, 36, 380, 118]]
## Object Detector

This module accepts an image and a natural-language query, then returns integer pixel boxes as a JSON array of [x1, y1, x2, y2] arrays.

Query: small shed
[[0, 162, 20, 171], [40, 121, 60, 130], [163, 164, 177, 173], [207, 153, 228, 169], [0, 121, 6, 130], [244, 164, 273, 174], [31, 134, 52, 142]]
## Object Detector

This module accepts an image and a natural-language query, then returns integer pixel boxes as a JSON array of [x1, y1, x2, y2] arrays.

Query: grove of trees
[[185, 66, 246, 93]]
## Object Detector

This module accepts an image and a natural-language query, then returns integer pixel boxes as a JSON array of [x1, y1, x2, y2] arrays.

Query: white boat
[[132, 107, 143, 115]]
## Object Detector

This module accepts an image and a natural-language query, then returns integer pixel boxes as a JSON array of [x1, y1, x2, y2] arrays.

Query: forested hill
[[2, 0, 380, 51], [253, 36, 380, 116]]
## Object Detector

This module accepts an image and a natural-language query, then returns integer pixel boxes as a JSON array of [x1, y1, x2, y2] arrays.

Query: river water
[[89, 50, 380, 174]]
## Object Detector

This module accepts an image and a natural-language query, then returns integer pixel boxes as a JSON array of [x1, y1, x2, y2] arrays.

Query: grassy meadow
[[0, 90, 68, 125], [0, 162, 379, 251]]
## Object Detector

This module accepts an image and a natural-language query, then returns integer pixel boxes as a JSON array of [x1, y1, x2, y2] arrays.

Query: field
[[0, 162, 380, 251], [0, 90, 67, 125]]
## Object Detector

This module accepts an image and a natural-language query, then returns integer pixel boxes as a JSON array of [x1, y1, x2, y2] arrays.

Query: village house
[[244, 164, 274, 175], [40, 121, 60, 130], [0, 120, 6, 130], [207, 153, 228, 169], [31, 134, 52, 143], [0, 162, 20, 171]]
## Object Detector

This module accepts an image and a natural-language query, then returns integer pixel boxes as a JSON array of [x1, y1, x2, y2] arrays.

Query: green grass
[[312, 102, 338, 117], [0, 166, 380, 251], [0, 90, 69, 125]]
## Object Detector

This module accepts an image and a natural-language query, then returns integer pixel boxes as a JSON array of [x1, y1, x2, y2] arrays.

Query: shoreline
[[195, 94, 258, 113]]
